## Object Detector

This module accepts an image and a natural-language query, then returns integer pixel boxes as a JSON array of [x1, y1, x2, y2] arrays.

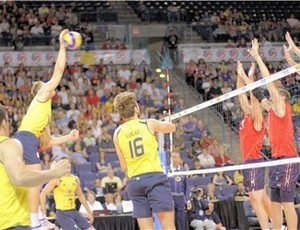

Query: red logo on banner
[[17, 52, 27, 63], [3, 53, 13, 63], [46, 52, 55, 63], [31, 52, 41, 63], [203, 50, 212, 59], [217, 49, 225, 58], [230, 49, 238, 58], [242, 49, 250, 58], [268, 47, 277, 57], [116, 50, 126, 62]]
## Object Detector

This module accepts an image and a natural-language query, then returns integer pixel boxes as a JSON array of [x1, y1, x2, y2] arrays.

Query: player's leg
[[157, 210, 175, 230], [282, 201, 298, 230], [14, 131, 42, 229], [25, 164, 43, 228], [126, 174, 154, 230], [270, 188, 284, 230], [262, 189, 272, 218], [249, 190, 269, 229], [137, 217, 155, 230], [147, 173, 175, 230]]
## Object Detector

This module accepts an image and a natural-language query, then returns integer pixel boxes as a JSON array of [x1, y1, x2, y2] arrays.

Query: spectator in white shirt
[[66, 103, 80, 121], [117, 65, 131, 81], [79, 191, 104, 217], [104, 193, 117, 211], [198, 148, 216, 168], [30, 21, 44, 36]]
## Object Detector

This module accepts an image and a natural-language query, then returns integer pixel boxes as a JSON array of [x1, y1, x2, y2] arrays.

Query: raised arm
[[147, 118, 176, 134], [37, 29, 69, 102], [285, 32, 300, 57], [284, 45, 300, 75], [248, 38, 285, 117], [236, 61, 251, 115], [0, 139, 70, 187]]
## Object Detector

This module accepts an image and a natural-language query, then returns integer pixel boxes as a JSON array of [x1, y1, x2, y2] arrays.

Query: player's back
[[53, 174, 78, 211], [268, 101, 297, 158], [0, 136, 30, 229], [19, 97, 52, 138], [117, 118, 163, 178], [239, 115, 265, 161]]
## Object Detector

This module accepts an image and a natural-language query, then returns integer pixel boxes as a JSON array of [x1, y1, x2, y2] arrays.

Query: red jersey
[[239, 115, 265, 161], [267, 101, 297, 158]]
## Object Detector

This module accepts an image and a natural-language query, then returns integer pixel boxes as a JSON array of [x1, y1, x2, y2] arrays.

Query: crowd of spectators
[[0, 1, 100, 49]]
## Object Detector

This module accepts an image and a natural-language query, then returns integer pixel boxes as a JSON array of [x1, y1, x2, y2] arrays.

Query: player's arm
[[285, 32, 300, 57], [248, 38, 285, 117], [40, 125, 79, 148], [283, 45, 300, 75], [76, 177, 94, 224], [246, 64, 264, 131], [40, 179, 59, 217], [37, 29, 69, 102], [236, 61, 251, 115], [147, 118, 176, 134], [113, 128, 127, 172], [0, 139, 70, 187]]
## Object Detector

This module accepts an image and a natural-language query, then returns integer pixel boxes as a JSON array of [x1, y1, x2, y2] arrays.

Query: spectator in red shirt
[[215, 145, 234, 167], [86, 89, 99, 106], [114, 38, 127, 50], [101, 38, 113, 50]]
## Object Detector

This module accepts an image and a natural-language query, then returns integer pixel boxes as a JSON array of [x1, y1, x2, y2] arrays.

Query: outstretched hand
[[285, 32, 296, 53], [248, 62, 256, 82], [247, 38, 260, 58], [68, 129, 79, 141], [59, 29, 70, 48]]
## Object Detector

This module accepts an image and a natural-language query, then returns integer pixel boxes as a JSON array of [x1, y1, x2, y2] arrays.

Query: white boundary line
[[168, 157, 300, 177], [168, 64, 300, 120]]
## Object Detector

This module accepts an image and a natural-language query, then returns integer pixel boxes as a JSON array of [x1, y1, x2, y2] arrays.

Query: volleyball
[[62, 31, 82, 50]]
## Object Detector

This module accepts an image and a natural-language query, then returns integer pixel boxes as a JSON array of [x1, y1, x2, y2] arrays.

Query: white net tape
[[168, 63, 300, 121], [168, 157, 300, 177]]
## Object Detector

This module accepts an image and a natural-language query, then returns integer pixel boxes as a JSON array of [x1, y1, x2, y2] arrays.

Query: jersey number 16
[[129, 137, 145, 158]]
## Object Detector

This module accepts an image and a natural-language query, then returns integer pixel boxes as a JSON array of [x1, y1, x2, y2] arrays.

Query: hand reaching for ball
[[59, 29, 70, 48]]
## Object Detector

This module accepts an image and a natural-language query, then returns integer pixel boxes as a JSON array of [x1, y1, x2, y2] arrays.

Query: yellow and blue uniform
[[0, 136, 30, 229], [53, 174, 91, 230], [15, 97, 52, 164], [19, 97, 52, 138], [53, 175, 78, 211], [117, 118, 163, 178], [116, 118, 174, 219]]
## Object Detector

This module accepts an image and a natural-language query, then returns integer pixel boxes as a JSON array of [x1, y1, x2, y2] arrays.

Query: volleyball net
[[164, 62, 300, 178]]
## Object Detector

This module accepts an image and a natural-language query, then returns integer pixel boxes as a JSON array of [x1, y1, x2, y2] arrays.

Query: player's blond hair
[[113, 92, 137, 119], [31, 81, 44, 97], [278, 87, 291, 101]]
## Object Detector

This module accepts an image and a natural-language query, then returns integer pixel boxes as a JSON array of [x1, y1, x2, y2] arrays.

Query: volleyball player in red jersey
[[237, 61, 271, 229], [248, 38, 299, 230]]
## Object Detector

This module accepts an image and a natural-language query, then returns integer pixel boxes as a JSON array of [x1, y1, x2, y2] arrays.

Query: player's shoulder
[[0, 137, 22, 149]]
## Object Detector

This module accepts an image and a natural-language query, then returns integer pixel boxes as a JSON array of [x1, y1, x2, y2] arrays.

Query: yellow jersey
[[117, 118, 163, 178], [0, 136, 30, 229], [53, 174, 78, 211], [19, 97, 52, 138]]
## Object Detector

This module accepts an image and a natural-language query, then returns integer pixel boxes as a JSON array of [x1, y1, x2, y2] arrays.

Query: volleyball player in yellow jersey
[[40, 158, 95, 230], [0, 105, 71, 229], [113, 92, 176, 230], [14, 29, 79, 229]]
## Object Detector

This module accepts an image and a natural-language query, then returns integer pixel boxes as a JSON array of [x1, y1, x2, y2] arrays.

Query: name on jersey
[[126, 130, 140, 138]]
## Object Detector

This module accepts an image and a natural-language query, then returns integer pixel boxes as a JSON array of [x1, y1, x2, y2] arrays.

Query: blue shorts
[[56, 210, 91, 230], [269, 158, 299, 202], [269, 159, 299, 192], [14, 131, 40, 165], [243, 158, 265, 191], [127, 172, 174, 218]]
